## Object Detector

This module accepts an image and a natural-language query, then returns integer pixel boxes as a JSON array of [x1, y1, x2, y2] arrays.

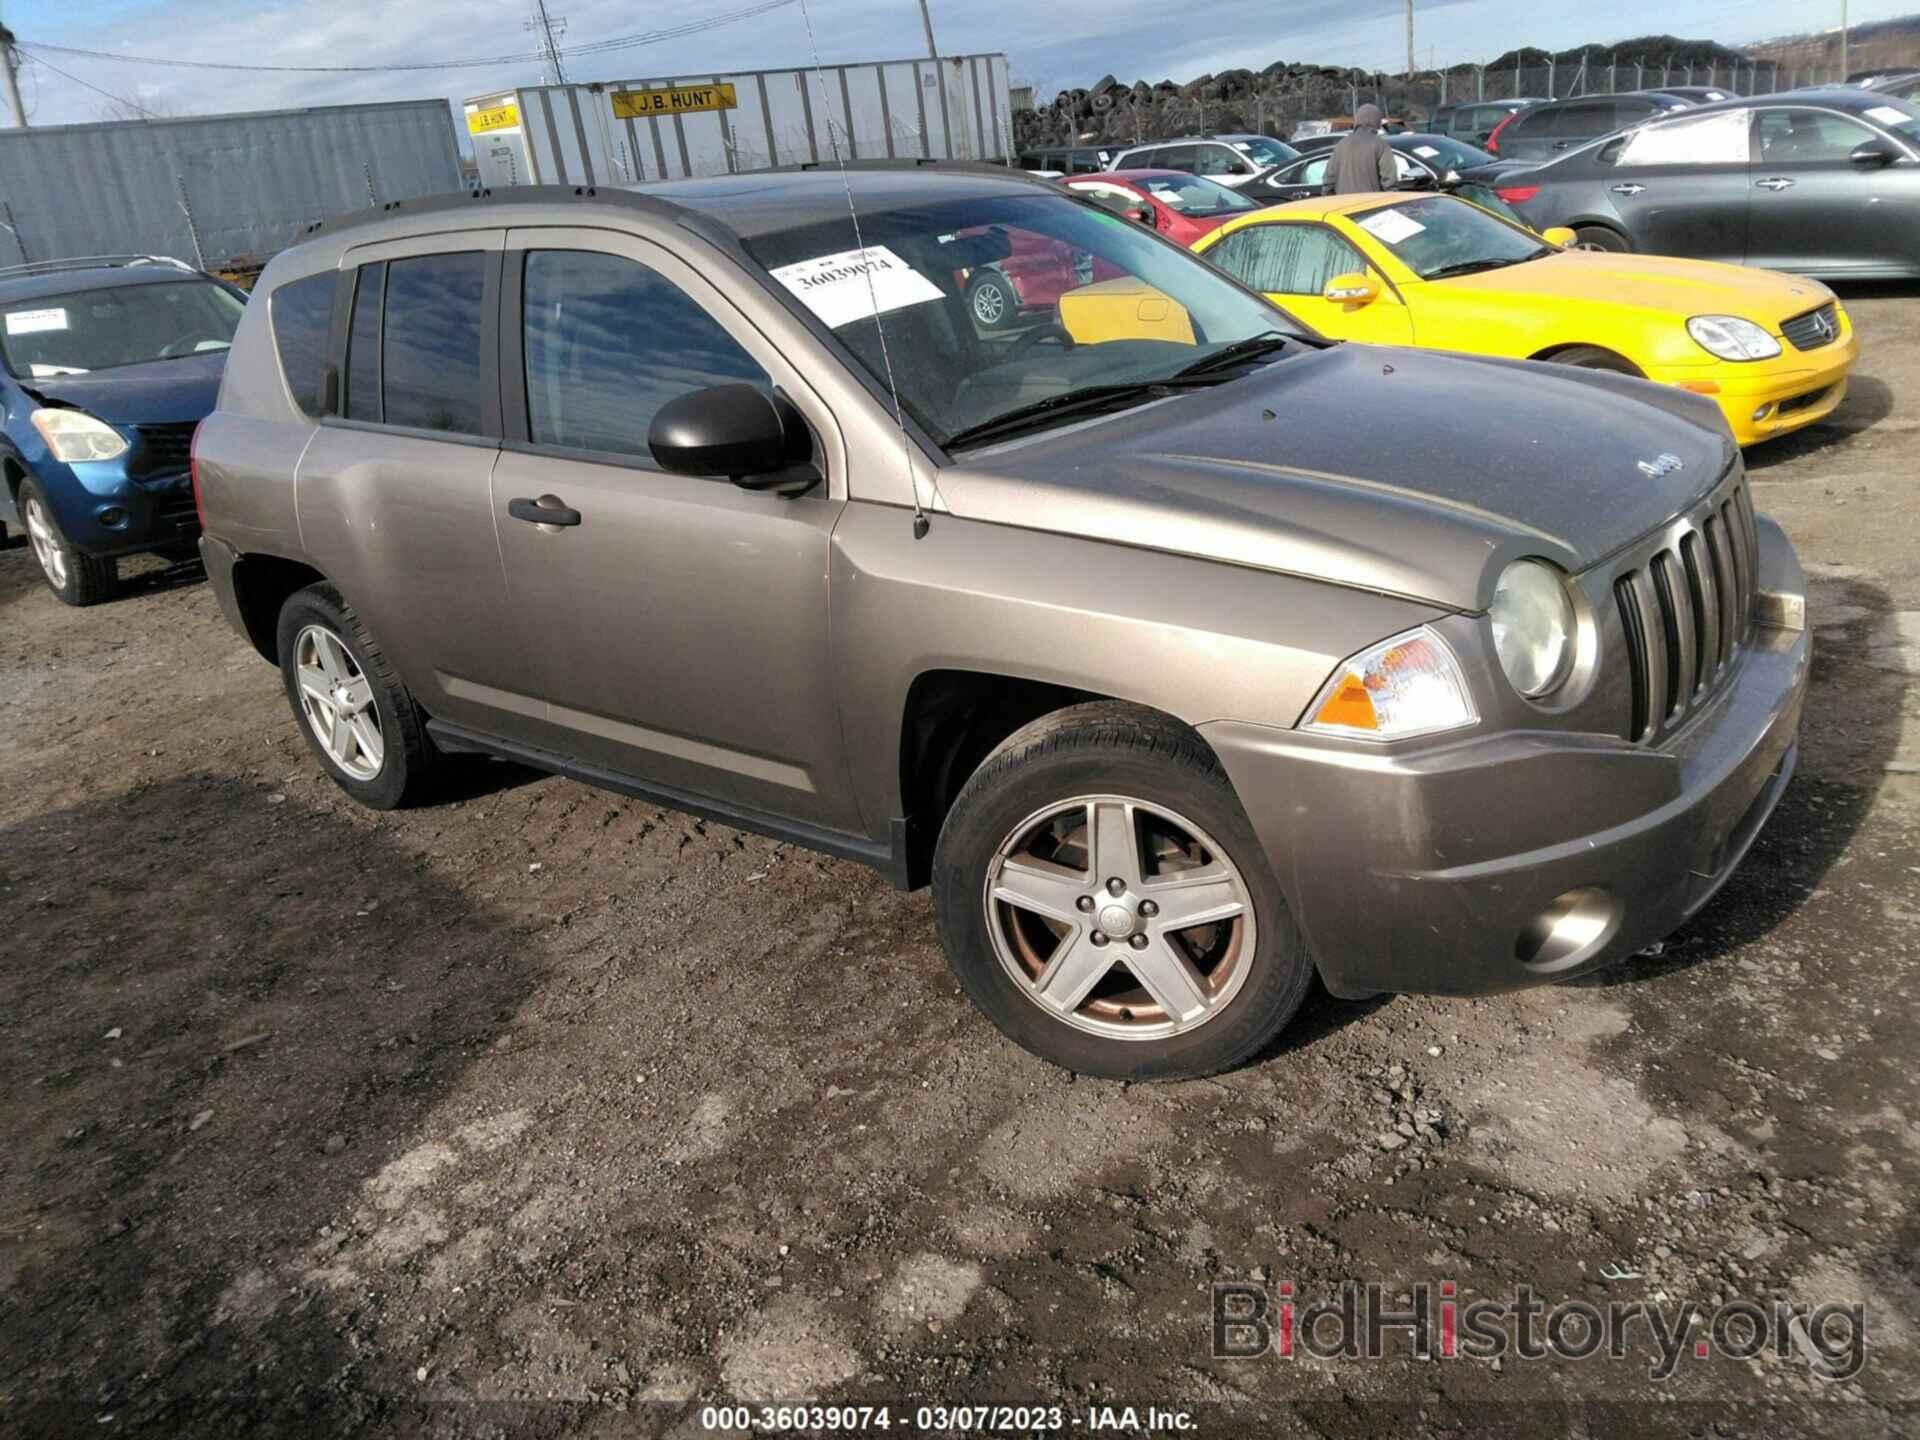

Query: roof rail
[[0, 254, 198, 280]]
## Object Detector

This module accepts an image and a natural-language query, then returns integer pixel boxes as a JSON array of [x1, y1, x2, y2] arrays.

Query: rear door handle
[[1609, 183, 1646, 196], [1551, 140, 1572, 150], [508, 495, 582, 527], [1755, 176, 1795, 191]]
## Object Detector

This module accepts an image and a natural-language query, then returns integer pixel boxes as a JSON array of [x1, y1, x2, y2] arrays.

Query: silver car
[[194, 168, 1809, 1079]]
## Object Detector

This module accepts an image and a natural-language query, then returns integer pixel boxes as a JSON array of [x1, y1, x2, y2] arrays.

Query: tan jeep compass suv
[[193, 169, 1808, 1079]]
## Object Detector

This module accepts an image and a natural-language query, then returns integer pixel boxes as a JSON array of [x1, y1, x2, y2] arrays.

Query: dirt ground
[[3, 294, 1918, 1440]]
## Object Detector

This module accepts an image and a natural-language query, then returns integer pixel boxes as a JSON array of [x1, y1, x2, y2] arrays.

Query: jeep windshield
[[740, 191, 1310, 449], [0, 279, 244, 377]]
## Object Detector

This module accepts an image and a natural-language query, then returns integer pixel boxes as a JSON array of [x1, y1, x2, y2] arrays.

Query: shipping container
[[463, 53, 1013, 188], [0, 101, 462, 272]]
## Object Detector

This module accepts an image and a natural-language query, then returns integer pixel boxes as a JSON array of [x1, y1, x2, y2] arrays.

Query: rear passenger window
[[521, 250, 770, 464], [269, 272, 335, 416], [380, 252, 488, 435], [345, 262, 383, 422]]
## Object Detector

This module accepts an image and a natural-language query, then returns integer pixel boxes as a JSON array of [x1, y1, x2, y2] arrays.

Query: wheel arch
[[895, 669, 1222, 890], [229, 552, 329, 663], [1528, 341, 1645, 375]]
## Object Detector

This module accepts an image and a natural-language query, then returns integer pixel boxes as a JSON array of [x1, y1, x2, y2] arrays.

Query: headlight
[[30, 407, 129, 463], [1302, 626, 1477, 740], [1686, 315, 1781, 362], [1491, 560, 1576, 698]]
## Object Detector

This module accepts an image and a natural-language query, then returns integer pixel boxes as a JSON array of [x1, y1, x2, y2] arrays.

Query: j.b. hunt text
[[1212, 1280, 1865, 1381]]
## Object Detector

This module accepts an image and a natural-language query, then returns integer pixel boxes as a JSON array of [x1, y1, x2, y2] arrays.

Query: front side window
[[741, 191, 1305, 447], [380, 252, 487, 435], [1346, 195, 1551, 280], [1755, 108, 1880, 164], [521, 250, 770, 463], [0, 278, 243, 378], [1206, 224, 1367, 295], [1194, 145, 1248, 177], [270, 272, 336, 416], [1233, 137, 1299, 168]]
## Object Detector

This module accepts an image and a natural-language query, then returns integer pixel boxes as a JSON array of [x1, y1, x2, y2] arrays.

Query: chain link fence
[[1015, 59, 1851, 153]]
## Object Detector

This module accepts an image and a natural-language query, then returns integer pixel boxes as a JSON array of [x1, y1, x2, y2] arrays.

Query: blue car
[[0, 256, 247, 605]]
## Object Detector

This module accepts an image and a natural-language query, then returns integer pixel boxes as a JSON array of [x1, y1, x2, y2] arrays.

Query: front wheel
[[932, 703, 1312, 1080], [20, 479, 117, 606], [1547, 344, 1643, 377], [276, 583, 437, 809]]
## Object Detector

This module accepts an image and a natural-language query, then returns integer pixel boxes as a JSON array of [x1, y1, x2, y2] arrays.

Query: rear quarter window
[[268, 272, 336, 416]]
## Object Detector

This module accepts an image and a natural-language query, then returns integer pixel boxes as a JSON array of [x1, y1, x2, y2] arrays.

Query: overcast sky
[[2, 0, 1902, 129]]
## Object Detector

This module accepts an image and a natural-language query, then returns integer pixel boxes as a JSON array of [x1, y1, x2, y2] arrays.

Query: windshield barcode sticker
[[769, 245, 944, 330], [6, 307, 68, 335], [1357, 209, 1425, 244]]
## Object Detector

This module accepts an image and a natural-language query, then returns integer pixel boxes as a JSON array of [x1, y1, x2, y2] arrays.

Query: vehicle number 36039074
[[698, 1404, 1073, 1432]]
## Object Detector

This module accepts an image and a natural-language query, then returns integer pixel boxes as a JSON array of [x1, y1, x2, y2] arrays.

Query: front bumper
[[1648, 314, 1857, 447], [37, 456, 199, 557], [1203, 521, 1809, 999]]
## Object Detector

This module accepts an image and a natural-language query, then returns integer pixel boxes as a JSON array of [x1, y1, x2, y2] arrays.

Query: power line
[[20, 0, 798, 76], [21, 49, 152, 117]]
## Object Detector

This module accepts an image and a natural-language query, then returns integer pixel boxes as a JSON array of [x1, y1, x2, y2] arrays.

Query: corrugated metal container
[[0, 101, 462, 271], [463, 53, 1013, 188]]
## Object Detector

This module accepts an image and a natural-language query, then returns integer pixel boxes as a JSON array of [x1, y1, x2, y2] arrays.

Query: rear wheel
[[967, 271, 1019, 332], [20, 478, 117, 606], [1546, 344, 1643, 377], [276, 583, 437, 809], [1573, 225, 1630, 253], [933, 703, 1313, 1080]]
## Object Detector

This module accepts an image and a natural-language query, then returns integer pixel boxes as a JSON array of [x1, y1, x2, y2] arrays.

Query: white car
[[1106, 133, 1300, 188]]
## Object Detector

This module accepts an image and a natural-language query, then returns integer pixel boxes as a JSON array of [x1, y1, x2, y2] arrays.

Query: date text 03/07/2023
[[697, 1403, 1200, 1432]]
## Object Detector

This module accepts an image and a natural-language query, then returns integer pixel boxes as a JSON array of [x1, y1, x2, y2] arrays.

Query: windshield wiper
[[943, 378, 1221, 451], [1174, 332, 1298, 377], [1423, 257, 1530, 280]]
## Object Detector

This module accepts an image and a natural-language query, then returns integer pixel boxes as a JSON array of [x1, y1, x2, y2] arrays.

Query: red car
[[959, 170, 1259, 332], [1062, 169, 1259, 246]]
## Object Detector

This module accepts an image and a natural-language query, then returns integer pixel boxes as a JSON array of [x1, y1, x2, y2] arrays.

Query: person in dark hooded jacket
[[1327, 103, 1398, 194]]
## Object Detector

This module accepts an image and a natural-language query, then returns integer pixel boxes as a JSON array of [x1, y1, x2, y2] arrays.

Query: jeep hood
[[935, 342, 1737, 611]]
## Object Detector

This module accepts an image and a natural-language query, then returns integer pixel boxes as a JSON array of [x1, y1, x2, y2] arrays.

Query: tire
[[1546, 344, 1643, 377], [967, 270, 1019, 332], [19, 478, 118, 606], [275, 583, 437, 809], [932, 702, 1313, 1080], [1572, 225, 1630, 253]]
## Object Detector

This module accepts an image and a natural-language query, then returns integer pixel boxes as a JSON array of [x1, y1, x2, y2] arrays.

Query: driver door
[[1203, 221, 1413, 344]]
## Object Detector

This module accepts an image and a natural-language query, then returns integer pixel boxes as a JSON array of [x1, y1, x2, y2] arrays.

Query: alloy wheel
[[972, 280, 1008, 326], [24, 496, 67, 590], [293, 624, 384, 781], [984, 794, 1257, 1042]]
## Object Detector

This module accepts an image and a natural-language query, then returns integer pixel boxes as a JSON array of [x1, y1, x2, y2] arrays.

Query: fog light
[[1515, 887, 1621, 973], [96, 506, 128, 528], [1751, 403, 1773, 421]]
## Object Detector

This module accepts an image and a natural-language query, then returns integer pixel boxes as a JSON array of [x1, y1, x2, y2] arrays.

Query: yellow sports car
[[1191, 191, 1855, 446]]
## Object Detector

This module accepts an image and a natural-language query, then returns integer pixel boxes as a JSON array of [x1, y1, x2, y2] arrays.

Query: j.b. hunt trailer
[[463, 53, 1013, 188]]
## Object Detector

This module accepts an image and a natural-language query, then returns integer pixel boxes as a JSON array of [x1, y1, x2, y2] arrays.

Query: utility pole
[[526, 1, 568, 86], [0, 25, 27, 129], [916, 0, 940, 62], [1405, 0, 1415, 79]]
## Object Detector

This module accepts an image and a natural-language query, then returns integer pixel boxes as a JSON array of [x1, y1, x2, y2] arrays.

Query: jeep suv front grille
[[1611, 480, 1758, 744], [1780, 302, 1839, 352]]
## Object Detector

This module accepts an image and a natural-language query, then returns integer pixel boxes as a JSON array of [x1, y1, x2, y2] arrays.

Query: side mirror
[[1323, 272, 1379, 307], [1131, 203, 1156, 227], [648, 384, 820, 496], [1850, 138, 1897, 167], [1540, 225, 1578, 249]]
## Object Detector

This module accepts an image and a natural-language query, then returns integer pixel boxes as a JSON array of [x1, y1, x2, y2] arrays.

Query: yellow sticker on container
[[611, 83, 738, 119], [466, 101, 521, 134]]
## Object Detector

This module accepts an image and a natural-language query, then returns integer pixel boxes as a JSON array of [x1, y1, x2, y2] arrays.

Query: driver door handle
[[508, 495, 582, 527], [1609, 183, 1646, 196], [1755, 176, 1795, 191]]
